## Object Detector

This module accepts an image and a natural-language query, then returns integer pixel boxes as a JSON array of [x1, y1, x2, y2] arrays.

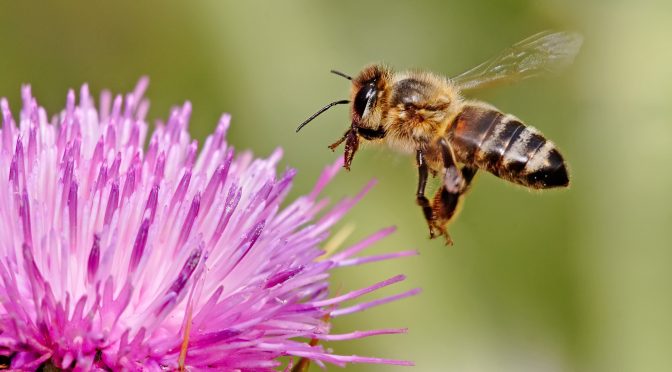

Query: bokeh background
[[1, 1, 671, 371]]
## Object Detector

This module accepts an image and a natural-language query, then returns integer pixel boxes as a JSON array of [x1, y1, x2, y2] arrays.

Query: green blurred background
[[1, 1, 671, 371]]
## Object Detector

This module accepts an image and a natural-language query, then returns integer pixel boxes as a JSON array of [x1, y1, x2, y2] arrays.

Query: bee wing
[[452, 31, 583, 91]]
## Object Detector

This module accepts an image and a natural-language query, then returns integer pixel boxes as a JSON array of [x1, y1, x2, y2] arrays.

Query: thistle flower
[[0, 78, 418, 370]]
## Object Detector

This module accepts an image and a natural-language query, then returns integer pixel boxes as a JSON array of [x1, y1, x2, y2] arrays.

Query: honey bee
[[297, 31, 583, 245]]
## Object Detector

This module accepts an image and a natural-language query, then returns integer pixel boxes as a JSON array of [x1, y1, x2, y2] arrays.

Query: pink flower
[[0, 78, 418, 370]]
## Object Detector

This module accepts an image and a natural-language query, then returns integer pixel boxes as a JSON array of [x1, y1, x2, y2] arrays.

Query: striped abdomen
[[447, 103, 569, 189]]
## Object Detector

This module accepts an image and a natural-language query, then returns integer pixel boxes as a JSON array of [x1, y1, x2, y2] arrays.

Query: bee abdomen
[[448, 104, 569, 189]]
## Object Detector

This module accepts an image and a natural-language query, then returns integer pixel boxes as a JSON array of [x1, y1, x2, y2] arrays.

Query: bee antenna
[[296, 99, 350, 133], [330, 70, 352, 80]]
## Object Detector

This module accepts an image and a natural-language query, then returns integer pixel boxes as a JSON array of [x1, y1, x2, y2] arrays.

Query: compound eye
[[354, 82, 377, 119]]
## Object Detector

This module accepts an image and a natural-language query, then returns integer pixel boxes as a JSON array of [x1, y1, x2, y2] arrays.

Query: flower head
[[0, 78, 418, 370]]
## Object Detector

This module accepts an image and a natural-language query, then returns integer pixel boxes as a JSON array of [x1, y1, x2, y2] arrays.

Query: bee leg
[[431, 165, 478, 245], [460, 166, 477, 190], [415, 149, 443, 240], [329, 128, 361, 171], [425, 140, 477, 245], [328, 130, 350, 151]]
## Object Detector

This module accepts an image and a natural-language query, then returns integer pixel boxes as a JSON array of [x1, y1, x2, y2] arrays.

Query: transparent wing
[[452, 31, 583, 91]]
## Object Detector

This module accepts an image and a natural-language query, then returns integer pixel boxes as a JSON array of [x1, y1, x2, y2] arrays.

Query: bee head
[[295, 65, 389, 170]]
